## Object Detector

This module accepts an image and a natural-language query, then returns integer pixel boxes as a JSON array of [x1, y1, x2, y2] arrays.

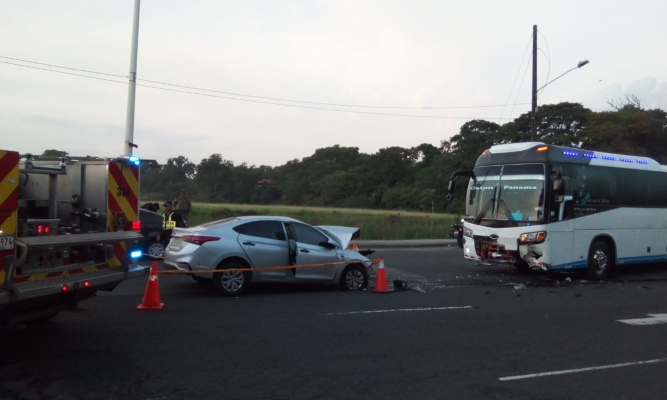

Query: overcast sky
[[1, 0, 666, 167]]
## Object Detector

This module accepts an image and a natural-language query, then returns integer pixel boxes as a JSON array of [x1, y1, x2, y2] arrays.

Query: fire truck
[[0, 150, 147, 326]]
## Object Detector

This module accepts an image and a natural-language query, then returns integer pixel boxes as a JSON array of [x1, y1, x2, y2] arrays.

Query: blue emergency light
[[117, 155, 141, 166]]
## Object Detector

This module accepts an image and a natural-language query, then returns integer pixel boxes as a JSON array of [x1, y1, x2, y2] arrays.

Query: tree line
[[131, 99, 667, 215]]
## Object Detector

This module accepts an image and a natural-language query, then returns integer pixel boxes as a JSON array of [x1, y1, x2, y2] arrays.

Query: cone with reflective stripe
[[373, 257, 390, 293], [137, 262, 164, 310]]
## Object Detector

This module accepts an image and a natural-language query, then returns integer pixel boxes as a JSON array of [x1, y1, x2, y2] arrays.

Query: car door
[[286, 221, 339, 282], [235, 220, 289, 280]]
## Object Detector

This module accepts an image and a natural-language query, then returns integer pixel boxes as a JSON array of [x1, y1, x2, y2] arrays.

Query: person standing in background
[[173, 190, 192, 223], [156, 200, 186, 245]]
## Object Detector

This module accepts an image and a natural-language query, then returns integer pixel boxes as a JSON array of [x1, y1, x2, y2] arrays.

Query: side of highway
[[353, 239, 457, 249]]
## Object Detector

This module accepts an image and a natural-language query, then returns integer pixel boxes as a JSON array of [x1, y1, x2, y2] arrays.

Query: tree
[[194, 154, 234, 202], [534, 102, 590, 146], [442, 119, 499, 166], [580, 105, 667, 162], [41, 149, 68, 160]]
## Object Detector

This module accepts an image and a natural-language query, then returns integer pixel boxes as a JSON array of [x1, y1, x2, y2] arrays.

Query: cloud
[[590, 77, 667, 111]]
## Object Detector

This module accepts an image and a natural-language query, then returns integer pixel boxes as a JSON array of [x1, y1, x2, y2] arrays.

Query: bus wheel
[[587, 241, 612, 280]]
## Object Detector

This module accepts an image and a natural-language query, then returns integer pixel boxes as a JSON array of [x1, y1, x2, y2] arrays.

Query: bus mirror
[[553, 178, 564, 194], [552, 178, 565, 202]]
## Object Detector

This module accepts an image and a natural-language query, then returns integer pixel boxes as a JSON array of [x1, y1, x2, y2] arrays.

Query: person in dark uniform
[[156, 200, 186, 245]]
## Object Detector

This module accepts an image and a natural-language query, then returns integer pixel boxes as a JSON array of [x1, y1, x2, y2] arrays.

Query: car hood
[[315, 226, 360, 249]]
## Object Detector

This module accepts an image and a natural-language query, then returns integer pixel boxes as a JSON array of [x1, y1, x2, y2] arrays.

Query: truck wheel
[[339, 264, 368, 291], [147, 241, 165, 259], [213, 261, 251, 297], [588, 240, 612, 280]]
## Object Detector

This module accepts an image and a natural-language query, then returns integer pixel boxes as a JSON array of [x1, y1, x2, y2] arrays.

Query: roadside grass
[[147, 202, 460, 240]]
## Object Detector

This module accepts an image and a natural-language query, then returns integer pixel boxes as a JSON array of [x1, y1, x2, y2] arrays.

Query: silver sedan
[[163, 216, 374, 296]]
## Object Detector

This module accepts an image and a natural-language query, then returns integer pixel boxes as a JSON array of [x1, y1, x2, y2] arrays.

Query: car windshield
[[315, 227, 342, 247], [465, 164, 545, 222]]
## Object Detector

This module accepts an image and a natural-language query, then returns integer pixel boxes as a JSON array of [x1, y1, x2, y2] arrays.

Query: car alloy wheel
[[147, 241, 164, 258], [339, 264, 368, 291], [213, 261, 251, 296], [221, 271, 245, 293]]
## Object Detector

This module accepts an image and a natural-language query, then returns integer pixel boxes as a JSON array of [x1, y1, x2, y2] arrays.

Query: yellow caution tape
[[161, 257, 382, 275]]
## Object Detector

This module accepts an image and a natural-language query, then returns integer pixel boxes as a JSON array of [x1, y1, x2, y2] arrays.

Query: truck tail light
[[131, 220, 141, 230]]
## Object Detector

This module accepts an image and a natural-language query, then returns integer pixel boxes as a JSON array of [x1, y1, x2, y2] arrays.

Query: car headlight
[[464, 227, 473, 237], [519, 231, 547, 244]]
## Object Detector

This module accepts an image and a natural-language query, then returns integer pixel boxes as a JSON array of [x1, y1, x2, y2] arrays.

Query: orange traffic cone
[[373, 257, 390, 293], [137, 262, 164, 310]]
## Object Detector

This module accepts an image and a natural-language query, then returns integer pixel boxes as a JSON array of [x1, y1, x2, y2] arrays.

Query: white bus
[[446, 142, 667, 280]]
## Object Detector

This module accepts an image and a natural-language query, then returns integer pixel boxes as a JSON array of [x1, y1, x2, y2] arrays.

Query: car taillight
[[182, 235, 220, 246]]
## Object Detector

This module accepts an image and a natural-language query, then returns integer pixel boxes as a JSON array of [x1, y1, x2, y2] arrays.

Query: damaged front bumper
[[465, 235, 549, 271]]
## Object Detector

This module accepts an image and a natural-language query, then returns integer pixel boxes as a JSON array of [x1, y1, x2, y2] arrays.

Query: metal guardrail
[[17, 231, 143, 248]]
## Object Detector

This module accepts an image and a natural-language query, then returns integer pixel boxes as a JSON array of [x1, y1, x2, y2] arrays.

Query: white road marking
[[617, 313, 667, 325], [326, 306, 473, 316], [499, 358, 667, 381]]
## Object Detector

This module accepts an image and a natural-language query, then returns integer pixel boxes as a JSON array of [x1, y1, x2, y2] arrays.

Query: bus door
[[548, 175, 576, 268]]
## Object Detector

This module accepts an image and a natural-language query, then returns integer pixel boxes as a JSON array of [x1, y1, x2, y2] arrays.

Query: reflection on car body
[[163, 216, 374, 296]]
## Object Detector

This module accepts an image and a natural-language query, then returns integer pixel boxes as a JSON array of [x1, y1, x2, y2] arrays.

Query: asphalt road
[[2, 247, 667, 400]]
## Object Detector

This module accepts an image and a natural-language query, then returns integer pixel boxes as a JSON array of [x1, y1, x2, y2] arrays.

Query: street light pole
[[529, 25, 589, 142], [537, 60, 589, 93], [531, 25, 537, 141], [124, 0, 141, 156]]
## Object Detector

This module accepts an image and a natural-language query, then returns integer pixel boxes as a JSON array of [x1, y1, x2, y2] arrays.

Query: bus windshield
[[466, 164, 545, 222]]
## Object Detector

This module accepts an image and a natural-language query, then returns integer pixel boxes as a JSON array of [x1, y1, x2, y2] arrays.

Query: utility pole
[[530, 24, 537, 142], [124, 0, 141, 156]]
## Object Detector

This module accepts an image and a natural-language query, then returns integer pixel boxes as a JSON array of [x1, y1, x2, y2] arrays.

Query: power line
[[499, 34, 533, 123], [0, 55, 127, 78], [138, 78, 527, 110], [536, 48, 552, 100], [538, 30, 552, 92], [1, 56, 519, 119], [136, 83, 516, 119], [1, 54, 530, 110], [0, 60, 127, 84], [507, 52, 532, 121]]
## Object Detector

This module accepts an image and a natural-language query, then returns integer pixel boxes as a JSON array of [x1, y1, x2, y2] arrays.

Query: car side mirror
[[319, 240, 336, 249]]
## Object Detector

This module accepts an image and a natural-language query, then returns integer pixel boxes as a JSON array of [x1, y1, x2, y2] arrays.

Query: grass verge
[[147, 202, 460, 240]]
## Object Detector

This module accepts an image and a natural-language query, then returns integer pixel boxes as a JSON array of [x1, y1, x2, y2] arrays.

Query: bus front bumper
[[464, 235, 550, 271]]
